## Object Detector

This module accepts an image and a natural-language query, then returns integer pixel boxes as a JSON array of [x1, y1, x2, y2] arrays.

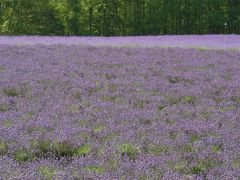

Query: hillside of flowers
[[0, 36, 240, 179]]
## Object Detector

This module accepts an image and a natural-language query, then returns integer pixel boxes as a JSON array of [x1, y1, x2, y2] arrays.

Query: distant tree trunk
[[163, 0, 167, 34], [122, 0, 127, 36], [67, 0, 70, 36], [89, 6, 93, 35]]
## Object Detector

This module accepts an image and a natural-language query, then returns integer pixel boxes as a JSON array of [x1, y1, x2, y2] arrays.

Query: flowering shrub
[[0, 36, 240, 179]]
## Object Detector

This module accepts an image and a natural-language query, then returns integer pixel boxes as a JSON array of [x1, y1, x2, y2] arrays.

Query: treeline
[[0, 0, 240, 36]]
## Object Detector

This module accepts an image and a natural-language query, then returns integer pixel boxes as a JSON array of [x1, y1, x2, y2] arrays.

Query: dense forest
[[0, 0, 240, 36]]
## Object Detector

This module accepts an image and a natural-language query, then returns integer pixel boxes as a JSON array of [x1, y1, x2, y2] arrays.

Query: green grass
[[0, 140, 8, 156], [103, 73, 116, 80], [191, 165, 206, 175], [77, 119, 88, 126], [189, 133, 200, 143], [231, 96, 240, 104], [119, 119, 129, 125], [195, 47, 209, 51], [139, 118, 152, 125], [120, 143, 139, 160], [223, 74, 232, 81], [3, 88, 20, 97], [191, 159, 216, 175], [182, 95, 195, 104], [133, 100, 146, 108], [199, 111, 212, 120], [68, 104, 80, 113], [138, 176, 147, 180], [176, 157, 217, 175], [0, 66, 5, 72], [1, 119, 14, 128], [146, 143, 169, 155], [13, 148, 32, 163], [165, 119, 176, 125], [84, 165, 105, 174], [39, 166, 57, 180], [107, 158, 118, 171], [31, 140, 92, 160], [167, 76, 181, 84], [20, 111, 34, 121], [180, 144, 195, 153], [74, 144, 91, 157], [211, 143, 223, 153], [93, 125, 105, 133], [220, 105, 236, 112], [78, 131, 91, 141], [157, 104, 165, 111], [34, 140, 52, 157], [72, 91, 82, 100], [103, 132, 120, 142], [165, 96, 181, 105], [169, 131, 178, 140], [87, 87, 97, 96], [100, 95, 117, 102], [0, 104, 10, 112], [27, 126, 54, 133], [175, 159, 188, 174], [106, 63, 124, 69], [182, 110, 193, 118], [232, 159, 239, 169], [51, 141, 76, 157], [229, 48, 240, 52], [106, 83, 118, 92]]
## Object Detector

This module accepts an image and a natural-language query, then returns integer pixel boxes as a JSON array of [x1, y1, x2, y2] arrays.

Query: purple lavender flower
[[0, 36, 240, 179]]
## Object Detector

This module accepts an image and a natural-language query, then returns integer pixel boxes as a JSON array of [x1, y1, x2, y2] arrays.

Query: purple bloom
[[0, 36, 240, 178]]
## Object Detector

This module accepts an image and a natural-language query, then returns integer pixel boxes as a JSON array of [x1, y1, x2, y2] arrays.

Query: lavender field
[[0, 36, 240, 179]]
